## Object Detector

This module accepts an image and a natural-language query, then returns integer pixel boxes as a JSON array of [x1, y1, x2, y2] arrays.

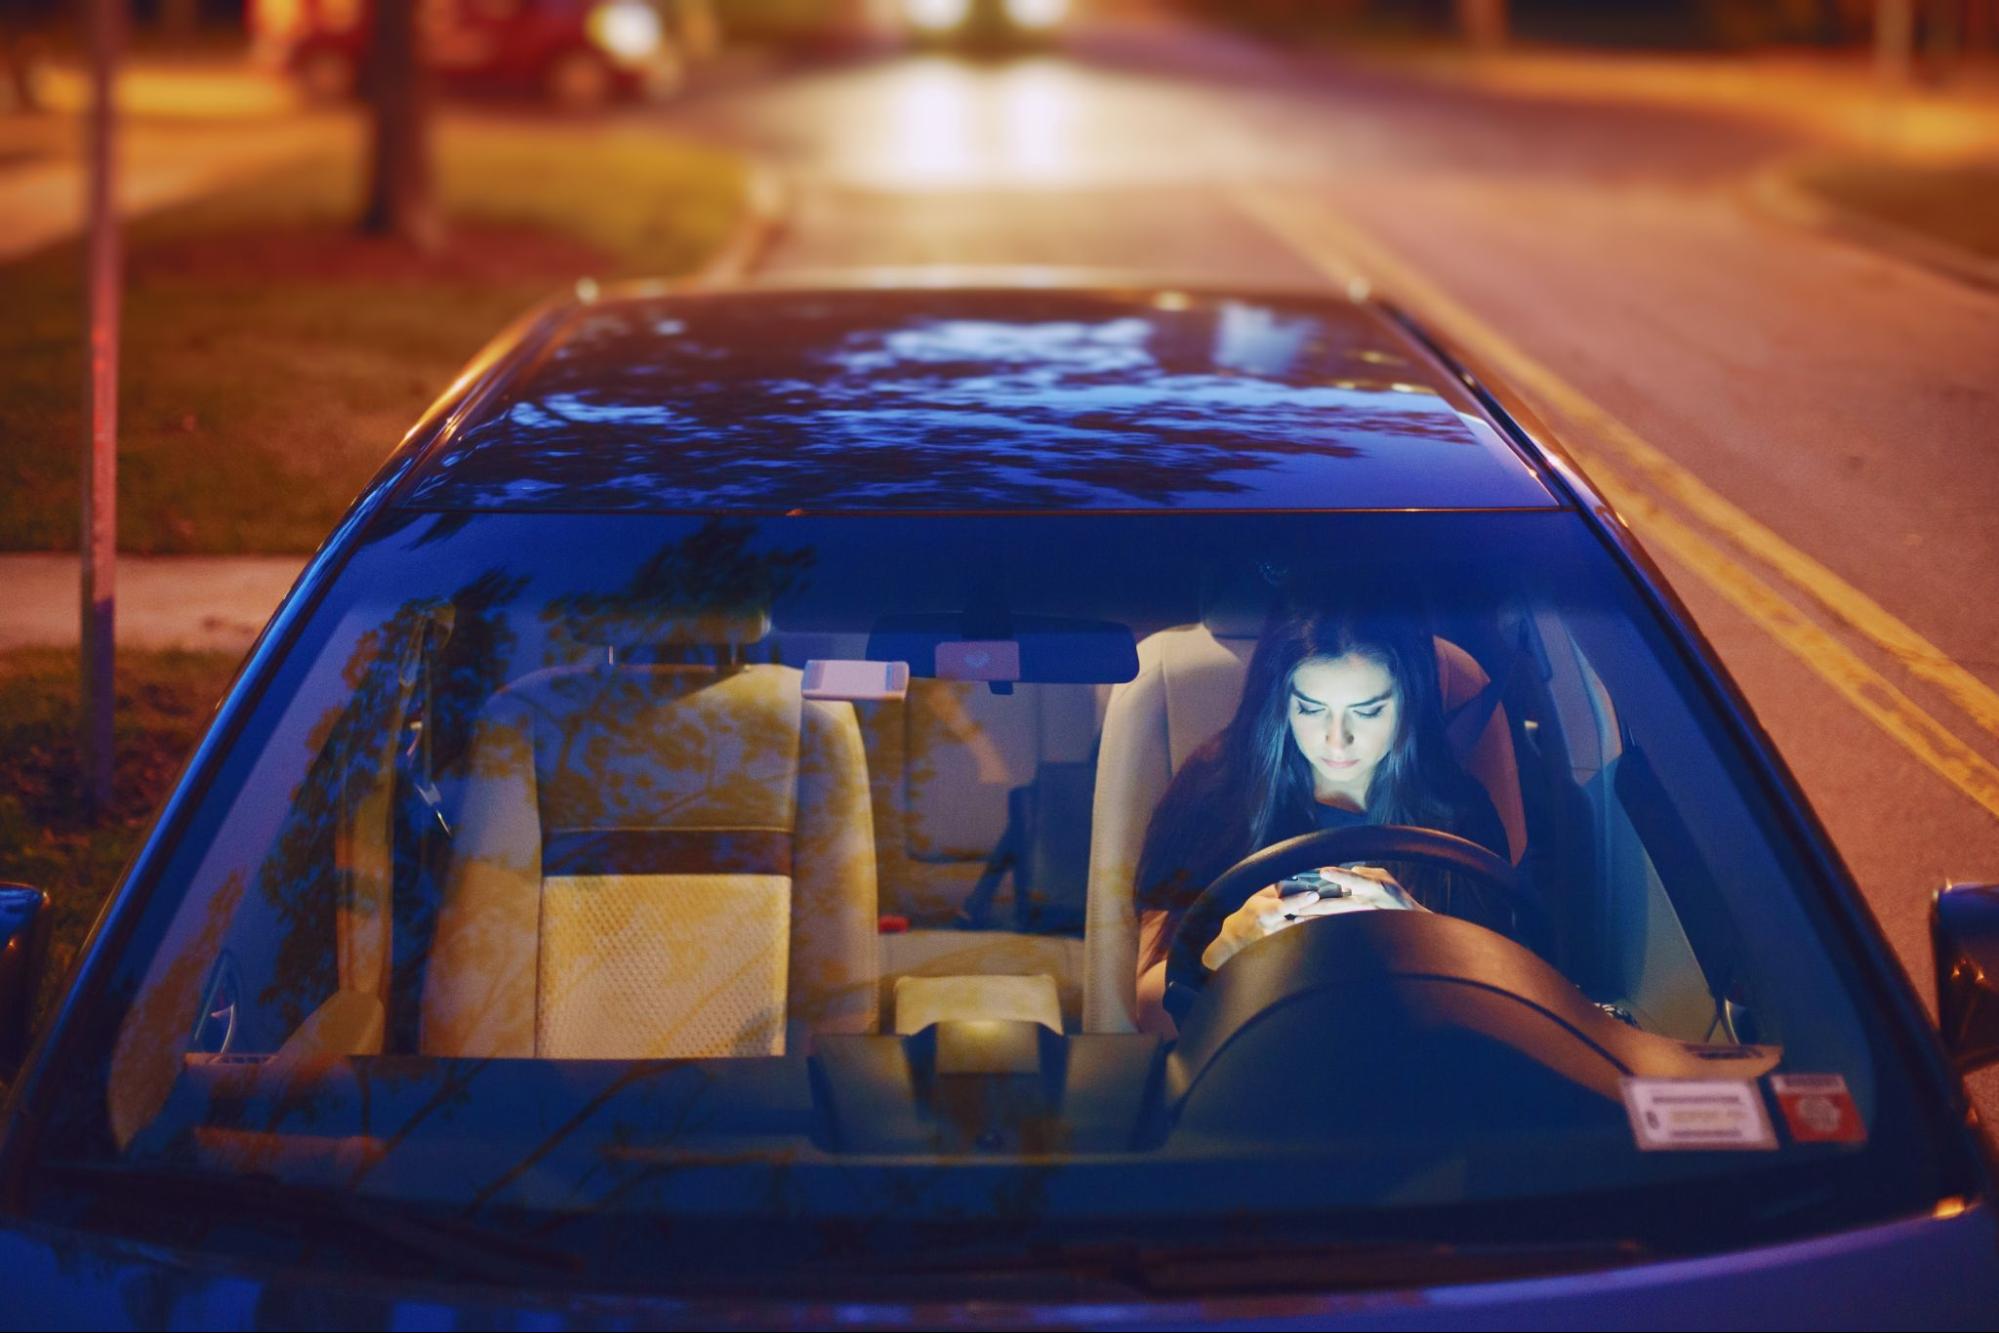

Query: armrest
[[892, 973, 1062, 1035]]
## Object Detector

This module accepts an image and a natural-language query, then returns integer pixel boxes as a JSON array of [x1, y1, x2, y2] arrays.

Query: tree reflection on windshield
[[405, 292, 1523, 513]]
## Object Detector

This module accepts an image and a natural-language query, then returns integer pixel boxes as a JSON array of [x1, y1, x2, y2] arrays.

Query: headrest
[[1199, 566, 1279, 642], [562, 604, 771, 648]]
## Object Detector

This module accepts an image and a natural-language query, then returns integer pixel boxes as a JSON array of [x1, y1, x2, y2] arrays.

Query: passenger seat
[[422, 648, 878, 1059], [855, 680, 1102, 1028]]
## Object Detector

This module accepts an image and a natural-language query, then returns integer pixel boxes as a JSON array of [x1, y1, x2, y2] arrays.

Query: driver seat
[[1082, 614, 1526, 1033]]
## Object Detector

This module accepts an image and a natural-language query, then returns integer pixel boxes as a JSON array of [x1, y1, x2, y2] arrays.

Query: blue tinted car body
[[2, 283, 1993, 1327]]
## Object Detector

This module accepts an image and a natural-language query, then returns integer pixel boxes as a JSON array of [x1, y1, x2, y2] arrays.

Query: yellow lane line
[[1235, 186, 1999, 747], [1607, 468, 1999, 819], [1235, 184, 1999, 820]]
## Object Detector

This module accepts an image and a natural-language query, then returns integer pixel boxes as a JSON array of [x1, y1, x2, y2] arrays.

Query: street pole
[[81, 0, 121, 817]]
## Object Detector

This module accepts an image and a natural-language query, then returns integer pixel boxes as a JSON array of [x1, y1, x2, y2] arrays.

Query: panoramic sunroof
[[400, 288, 1559, 514]]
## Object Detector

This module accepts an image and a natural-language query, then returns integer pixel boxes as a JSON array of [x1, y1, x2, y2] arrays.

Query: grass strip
[[0, 646, 242, 1028], [1792, 158, 1999, 265], [1, 119, 744, 553]]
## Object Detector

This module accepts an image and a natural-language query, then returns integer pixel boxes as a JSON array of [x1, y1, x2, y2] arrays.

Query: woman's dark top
[[1134, 781, 1516, 981]]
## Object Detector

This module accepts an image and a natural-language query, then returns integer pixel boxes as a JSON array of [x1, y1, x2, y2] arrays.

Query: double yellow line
[[1236, 186, 1999, 822]]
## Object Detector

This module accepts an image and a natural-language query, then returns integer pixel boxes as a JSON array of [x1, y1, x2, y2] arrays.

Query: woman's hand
[[1299, 864, 1424, 913], [1200, 884, 1311, 972], [1201, 867, 1430, 973]]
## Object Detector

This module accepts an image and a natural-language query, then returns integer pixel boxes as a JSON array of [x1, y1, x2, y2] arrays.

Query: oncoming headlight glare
[[1004, 0, 1068, 28], [904, 0, 973, 32], [586, 1, 662, 61]]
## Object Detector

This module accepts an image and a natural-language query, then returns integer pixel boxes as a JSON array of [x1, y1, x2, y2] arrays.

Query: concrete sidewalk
[[1375, 44, 1999, 160], [0, 555, 306, 653]]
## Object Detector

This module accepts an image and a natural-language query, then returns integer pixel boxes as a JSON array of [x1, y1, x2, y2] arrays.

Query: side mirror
[[1932, 883, 1999, 1073], [0, 884, 52, 1079]]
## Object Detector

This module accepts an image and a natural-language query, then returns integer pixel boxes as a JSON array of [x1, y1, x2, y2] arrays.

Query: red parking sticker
[[1770, 1074, 1866, 1144]]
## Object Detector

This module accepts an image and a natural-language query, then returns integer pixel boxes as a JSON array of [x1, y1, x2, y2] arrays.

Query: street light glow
[[1005, 0, 1069, 30], [903, 0, 972, 32], [586, 1, 663, 63]]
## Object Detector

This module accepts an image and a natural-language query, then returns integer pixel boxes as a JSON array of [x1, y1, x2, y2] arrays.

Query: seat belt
[[1443, 630, 1537, 754], [953, 793, 1022, 931]]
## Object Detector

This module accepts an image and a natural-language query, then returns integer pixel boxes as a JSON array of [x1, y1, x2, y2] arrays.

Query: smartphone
[[1277, 870, 1348, 900]]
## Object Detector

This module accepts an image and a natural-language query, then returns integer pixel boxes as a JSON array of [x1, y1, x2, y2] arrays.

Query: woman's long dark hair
[[1136, 595, 1500, 921]]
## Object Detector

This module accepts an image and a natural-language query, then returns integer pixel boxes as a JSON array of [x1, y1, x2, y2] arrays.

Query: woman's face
[[1286, 652, 1400, 801]]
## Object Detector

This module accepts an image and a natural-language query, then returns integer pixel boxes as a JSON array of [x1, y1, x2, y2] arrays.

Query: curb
[[690, 155, 789, 288], [1747, 161, 1999, 296]]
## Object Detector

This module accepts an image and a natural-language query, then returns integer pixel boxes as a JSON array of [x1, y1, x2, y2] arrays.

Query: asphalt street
[[665, 15, 1999, 1097]]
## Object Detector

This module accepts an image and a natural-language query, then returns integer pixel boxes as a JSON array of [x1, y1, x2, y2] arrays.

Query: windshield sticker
[[803, 659, 910, 702], [1620, 1078, 1777, 1152], [1769, 1074, 1866, 1145]]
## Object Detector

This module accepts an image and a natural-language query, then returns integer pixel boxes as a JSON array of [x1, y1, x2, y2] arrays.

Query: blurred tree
[[1457, 0, 1507, 47], [362, 0, 442, 249], [1878, 0, 1915, 82], [1, 0, 50, 112], [160, 0, 201, 39]]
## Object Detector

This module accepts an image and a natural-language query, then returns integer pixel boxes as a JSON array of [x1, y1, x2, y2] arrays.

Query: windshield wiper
[[41, 1160, 586, 1287], [834, 1234, 1652, 1299], [1123, 1237, 1651, 1295]]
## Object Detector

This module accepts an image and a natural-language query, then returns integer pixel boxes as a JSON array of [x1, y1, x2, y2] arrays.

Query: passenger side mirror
[[0, 884, 52, 1079], [1932, 883, 1999, 1073]]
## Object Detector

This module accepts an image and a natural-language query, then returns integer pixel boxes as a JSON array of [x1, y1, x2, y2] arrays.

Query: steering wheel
[[1162, 824, 1540, 1027]]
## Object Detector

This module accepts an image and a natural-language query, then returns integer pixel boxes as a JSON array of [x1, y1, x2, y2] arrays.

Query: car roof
[[398, 285, 1563, 516]]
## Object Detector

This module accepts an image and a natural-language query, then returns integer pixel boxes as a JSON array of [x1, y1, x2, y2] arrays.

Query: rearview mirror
[[1932, 882, 1999, 1073], [0, 883, 51, 1078]]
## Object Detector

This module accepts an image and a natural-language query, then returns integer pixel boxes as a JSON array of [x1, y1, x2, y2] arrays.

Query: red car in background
[[249, 0, 707, 109]]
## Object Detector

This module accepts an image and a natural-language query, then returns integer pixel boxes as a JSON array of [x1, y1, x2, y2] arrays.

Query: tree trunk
[[160, 0, 200, 40], [1456, 0, 1507, 50], [1925, 0, 1963, 73], [362, 0, 441, 250], [1876, 0, 1916, 84], [2, 22, 43, 112]]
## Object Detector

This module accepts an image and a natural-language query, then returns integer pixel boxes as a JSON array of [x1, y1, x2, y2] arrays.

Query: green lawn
[[1794, 158, 1999, 266], [0, 119, 746, 553], [0, 646, 243, 1028]]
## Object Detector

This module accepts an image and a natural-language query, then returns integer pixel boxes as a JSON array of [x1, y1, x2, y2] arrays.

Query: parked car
[[4, 281, 1998, 1327], [249, 0, 695, 109]]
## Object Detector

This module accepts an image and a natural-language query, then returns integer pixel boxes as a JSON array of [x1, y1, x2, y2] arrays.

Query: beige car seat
[[856, 680, 1099, 1027], [422, 654, 878, 1059], [1083, 618, 1526, 1033]]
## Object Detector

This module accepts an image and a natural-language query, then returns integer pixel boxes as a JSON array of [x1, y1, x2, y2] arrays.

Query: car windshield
[[39, 506, 1956, 1288]]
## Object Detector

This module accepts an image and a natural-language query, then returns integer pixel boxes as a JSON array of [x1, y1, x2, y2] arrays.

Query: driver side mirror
[[1932, 882, 1999, 1073], [0, 884, 52, 1081]]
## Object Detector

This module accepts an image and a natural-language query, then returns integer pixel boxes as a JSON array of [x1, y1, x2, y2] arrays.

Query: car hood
[[6, 1202, 1995, 1328]]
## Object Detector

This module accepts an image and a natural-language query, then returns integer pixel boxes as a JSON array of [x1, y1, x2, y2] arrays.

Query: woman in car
[[1133, 597, 1514, 1033]]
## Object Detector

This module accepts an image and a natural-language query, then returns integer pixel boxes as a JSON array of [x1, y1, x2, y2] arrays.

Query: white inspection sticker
[[802, 659, 909, 702], [1620, 1078, 1777, 1152]]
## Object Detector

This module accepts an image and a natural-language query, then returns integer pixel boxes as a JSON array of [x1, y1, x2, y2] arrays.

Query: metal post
[[81, 0, 121, 817], [1877, 0, 1916, 85]]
